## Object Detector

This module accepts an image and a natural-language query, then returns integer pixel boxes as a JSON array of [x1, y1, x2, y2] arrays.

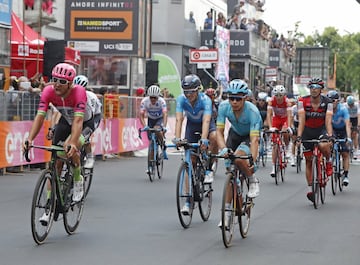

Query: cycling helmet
[[227, 79, 248, 95], [181, 74, 201, 90], [52, 63, 76, 82], [205, 88, 216, 97], [136, 87, 145, 96], [147, 85, 161, 97], [327, 90, 340, 100], [73, 75, 88, 88], [307, 77, 325, 88], [258, 92, 268, 100], [273, 85, 286, 95], [347, 95, 355, 105]]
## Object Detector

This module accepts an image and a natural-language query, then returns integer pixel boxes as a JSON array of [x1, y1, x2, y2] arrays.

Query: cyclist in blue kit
[[327, 90, 352, 186], [173, 74, 217, 184], [216, 79, 261, 199], [216, 79, 261, 228]]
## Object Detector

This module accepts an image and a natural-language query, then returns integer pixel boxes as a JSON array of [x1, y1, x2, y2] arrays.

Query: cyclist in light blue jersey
[[327, 90, 351, 186], [217, 79, 261, 198], [173, 74, 217, 185]]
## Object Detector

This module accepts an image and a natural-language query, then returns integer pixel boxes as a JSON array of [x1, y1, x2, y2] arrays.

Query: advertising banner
[[65, 0, 139, 55]]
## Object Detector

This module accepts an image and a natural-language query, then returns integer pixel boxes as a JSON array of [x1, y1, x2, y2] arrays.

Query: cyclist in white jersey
[[140, 85, 168, 160], [345, 95, 360, 156]]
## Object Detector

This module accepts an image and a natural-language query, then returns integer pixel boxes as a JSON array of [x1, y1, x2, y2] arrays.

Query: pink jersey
[[38, 84, 87, 125]]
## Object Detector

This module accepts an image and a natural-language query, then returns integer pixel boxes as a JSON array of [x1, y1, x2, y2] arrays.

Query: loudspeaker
[[146, 60, 159, 87], [43, 40, 65, 78]]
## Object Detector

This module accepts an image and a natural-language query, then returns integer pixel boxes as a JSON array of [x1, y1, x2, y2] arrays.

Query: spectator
[[240, 17, 248, 30], [135, 87, 145, 97], [90, 58, 107, 85], [107, 62, 119, 86], [189, 11, 195, 24], [203, 11, 213, 30], [216, 12, 226, 27], [226, 13, 239, 30]]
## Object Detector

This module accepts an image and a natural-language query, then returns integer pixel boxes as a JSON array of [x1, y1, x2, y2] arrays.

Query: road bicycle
[[301, 139, 329, 209], [256, 129, 268, 167], [167, 140, 213, 229], [212, 152, 254, 248], [139, 127, 166, 182], [24, 142, 85, 245], [266, 129, 288, 185], [331, 138, 346, 195]]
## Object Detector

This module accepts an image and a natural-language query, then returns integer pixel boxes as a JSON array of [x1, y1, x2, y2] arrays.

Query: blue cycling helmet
[[227, 79, 249, 95], [181, 74, 201, 90], [347, 95, 355, 105]]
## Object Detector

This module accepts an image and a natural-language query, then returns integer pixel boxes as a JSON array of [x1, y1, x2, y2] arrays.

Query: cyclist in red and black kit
[[296, 77, 333, 203]]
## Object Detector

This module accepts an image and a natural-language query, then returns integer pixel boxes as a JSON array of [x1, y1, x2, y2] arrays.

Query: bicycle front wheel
[[221, 172, 236, 248], [31, 169, 56, 245], [176, 163, 193, 228], [311, 156, 320, 209], [331, 151, 338, 195], [198, 178, 212, 221], [239, 176, 251, 238], [63, 178, 85, 235], [156, 148, 164, 179], [83, 167, 93, 198], [320, 159, 326, 204], [274, 144, 281, 185], [147, 142, 156, 182]]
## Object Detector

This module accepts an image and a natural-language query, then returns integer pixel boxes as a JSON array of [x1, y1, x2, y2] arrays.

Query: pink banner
[[0, 121, 51, 168], [119, 118, 149, 152], [91, 118, 119, 155]]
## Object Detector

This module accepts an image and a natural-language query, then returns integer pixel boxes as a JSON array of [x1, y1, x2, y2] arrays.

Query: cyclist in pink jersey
[[24, 63, 86, 224]]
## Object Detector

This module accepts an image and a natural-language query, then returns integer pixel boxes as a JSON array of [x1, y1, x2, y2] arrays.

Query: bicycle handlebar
[[138, 127, 164, 139], [23, 142, 69, 163]]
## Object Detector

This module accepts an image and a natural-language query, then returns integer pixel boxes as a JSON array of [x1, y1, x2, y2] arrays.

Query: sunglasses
[[275, 94, 283, 97], [150, 96, 158, 100], [309, 84, 322, 89], [229, 95, 246, 102], [52, 77, 68, 85], [183, 89, 197, 95]]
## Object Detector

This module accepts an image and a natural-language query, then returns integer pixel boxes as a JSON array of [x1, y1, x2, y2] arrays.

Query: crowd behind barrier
[[0, 90, 177, 173]]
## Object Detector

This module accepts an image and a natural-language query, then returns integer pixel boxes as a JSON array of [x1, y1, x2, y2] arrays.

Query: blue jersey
[[332, 103, 349, 129], [217, 100, 262, 137], [176, 92, 212, 123]]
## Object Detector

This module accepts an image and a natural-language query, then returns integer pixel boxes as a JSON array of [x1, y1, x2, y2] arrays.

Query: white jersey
[[140, 96, 167, 120], [84, 91, 102, 121], [344, 102, 360, 118]]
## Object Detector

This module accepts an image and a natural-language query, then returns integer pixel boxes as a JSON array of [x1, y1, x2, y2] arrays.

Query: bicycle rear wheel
[[239, 176, 251, 238], [147, 142, 156, 182], [311, 156, 320, 209], [31, 169, 56, 245], [221, 173, 236, 248], [176, 163, 194, 228], [156, 148, 164, 179], [63, 177, 85, 235]]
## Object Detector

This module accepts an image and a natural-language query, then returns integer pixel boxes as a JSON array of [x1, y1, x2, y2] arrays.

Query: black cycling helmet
[[181, 74, 201, 90], [327, 90, 340, 100], [307, 77, 325, 88]]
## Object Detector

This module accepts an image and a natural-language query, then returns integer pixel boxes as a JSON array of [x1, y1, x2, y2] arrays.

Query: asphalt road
[[0, 152, 359, 265]]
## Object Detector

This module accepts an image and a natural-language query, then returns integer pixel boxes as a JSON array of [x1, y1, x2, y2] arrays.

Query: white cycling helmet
[[273, 85, 286, 95], [73, 75, 88, 88], [147, 85, 161, 97], [258, 92, 268, 100]]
